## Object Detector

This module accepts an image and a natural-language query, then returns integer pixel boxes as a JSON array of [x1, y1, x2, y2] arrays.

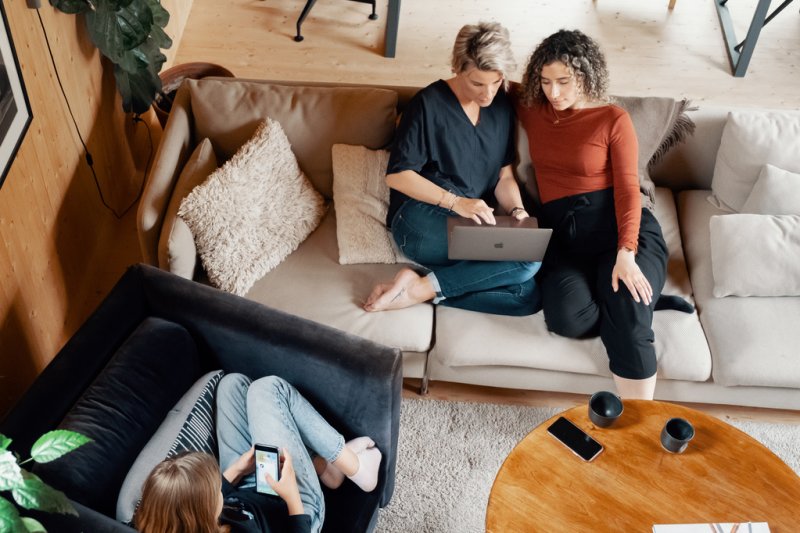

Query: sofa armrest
[[136, 264, 403, 509], [137, 84, 197, 266]]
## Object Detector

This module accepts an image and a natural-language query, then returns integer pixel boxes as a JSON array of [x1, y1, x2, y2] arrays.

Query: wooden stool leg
[[295, 0, 319, 42], [669, 0, 676, 9]]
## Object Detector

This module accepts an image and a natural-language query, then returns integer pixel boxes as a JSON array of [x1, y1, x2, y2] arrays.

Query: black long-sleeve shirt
[[220, 478, 311, 533]]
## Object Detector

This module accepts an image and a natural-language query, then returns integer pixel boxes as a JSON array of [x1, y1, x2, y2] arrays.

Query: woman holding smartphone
[[135, 374, 382, 533]]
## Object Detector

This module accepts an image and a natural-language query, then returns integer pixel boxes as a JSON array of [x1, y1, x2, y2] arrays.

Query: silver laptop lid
[[447, 216, 552, 262]]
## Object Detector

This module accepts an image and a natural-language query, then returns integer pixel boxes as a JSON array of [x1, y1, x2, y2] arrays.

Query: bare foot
[[364, 268, 432, 312]]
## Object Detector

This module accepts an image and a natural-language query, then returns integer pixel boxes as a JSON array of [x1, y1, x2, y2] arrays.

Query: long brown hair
[[135, 452, 229, 533]]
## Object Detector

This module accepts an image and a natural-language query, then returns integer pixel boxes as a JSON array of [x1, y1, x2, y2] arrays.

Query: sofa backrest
[[650, 105, 729, 191], [138, 78, 401, 266]]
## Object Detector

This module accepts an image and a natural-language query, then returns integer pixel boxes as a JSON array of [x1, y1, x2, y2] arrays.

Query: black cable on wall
[[36, 7, 153, 220]]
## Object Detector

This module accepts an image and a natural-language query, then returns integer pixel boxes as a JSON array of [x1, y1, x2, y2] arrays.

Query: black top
[[386, 79, 516, 226], [219, 478, 311, 533]]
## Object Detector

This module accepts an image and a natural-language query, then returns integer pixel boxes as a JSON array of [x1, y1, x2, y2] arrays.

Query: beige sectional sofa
[[138, 78, 800, 410]]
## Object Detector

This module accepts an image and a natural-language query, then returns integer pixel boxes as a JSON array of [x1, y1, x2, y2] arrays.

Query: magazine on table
[[652, 523, 770, 533]]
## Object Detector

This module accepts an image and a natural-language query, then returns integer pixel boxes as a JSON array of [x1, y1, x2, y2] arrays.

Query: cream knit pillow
[[332, 144, 406, 264], [179, 119, 326, 295]]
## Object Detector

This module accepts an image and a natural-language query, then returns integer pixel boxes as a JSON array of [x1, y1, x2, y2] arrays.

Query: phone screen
[[546, 416, 603, 462], [254, 445, 280, 496]]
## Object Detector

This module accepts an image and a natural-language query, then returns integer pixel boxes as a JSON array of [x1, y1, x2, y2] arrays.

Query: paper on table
[[653, 523, 770, 533]]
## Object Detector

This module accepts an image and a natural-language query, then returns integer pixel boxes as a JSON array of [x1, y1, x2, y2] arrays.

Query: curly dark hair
[[519, 29, 609, 107]]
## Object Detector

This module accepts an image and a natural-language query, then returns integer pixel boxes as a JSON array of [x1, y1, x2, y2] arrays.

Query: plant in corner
[[0, 430, 91, 533], [50, 0, 173, 115]]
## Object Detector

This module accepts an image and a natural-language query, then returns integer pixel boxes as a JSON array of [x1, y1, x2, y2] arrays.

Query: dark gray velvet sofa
[[0, 264, 402, 532]]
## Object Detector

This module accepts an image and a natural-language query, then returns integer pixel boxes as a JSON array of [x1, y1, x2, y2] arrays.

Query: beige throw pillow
[[710, 111, 800, 212], [741, 164, 800, 216], [332, 144, 406, 264], [179, 119, 326, 296], [157, 138, 218, 279], [710, 214, 800, 297]]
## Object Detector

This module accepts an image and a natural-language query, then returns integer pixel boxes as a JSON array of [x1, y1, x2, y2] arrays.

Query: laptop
[[447, 216, 552, 262]]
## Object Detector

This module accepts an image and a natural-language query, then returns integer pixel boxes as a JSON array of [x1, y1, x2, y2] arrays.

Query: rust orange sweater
[[516, 101, 641, 252]]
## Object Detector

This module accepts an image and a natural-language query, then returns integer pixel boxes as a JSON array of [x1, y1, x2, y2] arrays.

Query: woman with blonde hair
[[136, 375, 382, 533], [364, 21, 542, 316]]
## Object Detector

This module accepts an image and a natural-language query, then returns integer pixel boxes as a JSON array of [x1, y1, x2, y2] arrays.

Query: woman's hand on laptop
[[452, 197, 496, 225]]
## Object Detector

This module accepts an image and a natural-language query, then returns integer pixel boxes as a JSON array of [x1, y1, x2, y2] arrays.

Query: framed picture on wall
[[0, 2, 32, 189]]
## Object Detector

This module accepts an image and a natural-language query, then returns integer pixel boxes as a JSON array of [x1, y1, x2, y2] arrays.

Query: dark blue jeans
[[391, 200, 542, 316]]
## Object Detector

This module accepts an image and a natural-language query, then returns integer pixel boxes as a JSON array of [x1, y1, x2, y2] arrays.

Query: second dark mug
[[588, 391, 624, 428], [660, 417, 695, 453]]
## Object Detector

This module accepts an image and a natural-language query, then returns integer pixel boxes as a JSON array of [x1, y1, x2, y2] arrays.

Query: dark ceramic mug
[[588, 391, 624, 428], [660, 417, 695, 453]]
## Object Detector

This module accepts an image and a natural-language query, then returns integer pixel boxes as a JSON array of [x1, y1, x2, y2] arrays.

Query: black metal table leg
[[384, 0, 401, 58], [714, 0, 795, 77]]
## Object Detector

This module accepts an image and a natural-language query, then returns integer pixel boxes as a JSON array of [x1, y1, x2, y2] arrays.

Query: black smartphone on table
[[254, 443, 281, 496], [546, 416, 604, 462]]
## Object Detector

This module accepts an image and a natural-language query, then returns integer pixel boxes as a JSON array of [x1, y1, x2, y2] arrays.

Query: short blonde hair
[[451, 22, 516, 85], [135, 452, 228, 533]]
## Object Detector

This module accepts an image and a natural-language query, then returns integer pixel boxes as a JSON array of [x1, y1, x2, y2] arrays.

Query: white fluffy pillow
[[710, 214, 800, 297], [741, 164, 800, 216], [710, 110, 800, 212], [332, 144, 405, 264], [179, 119, 326, 295], [158, 138, 218, 279]]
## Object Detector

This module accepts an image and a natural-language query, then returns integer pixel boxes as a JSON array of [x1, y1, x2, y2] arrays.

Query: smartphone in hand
[[254, 444, 281, 496], [547, 416, 603, 462]]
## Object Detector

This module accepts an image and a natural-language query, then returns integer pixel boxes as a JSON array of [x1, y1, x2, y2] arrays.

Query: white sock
[[347, 445, 382, 492], [319, 437, 375, 489]]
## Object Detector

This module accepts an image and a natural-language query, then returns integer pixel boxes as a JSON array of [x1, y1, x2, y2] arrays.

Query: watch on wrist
[[509, 206, 526, 216]]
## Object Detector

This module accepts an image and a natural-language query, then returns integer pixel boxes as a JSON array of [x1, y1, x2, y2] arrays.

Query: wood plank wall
[[0, 0, 191, 417]]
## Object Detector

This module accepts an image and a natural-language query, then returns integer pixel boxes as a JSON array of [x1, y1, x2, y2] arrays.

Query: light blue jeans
[[391, 199, 542, 316], [216, 374, 345, 533]]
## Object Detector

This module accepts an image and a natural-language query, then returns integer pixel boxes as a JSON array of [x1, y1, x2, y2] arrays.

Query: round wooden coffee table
[[486, 400, 800, 532]]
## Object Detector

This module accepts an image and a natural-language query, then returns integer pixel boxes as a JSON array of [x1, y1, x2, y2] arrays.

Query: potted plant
[[0, 430, 91, 533], [153, 62, 235, 128], [50, 0, 172, 115]]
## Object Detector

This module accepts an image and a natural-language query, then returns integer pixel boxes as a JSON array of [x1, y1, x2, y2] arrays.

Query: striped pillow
[[116, 370, 224, 524]]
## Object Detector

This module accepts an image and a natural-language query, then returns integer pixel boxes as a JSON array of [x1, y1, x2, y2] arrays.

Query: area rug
[[375, 398, 800, 533]]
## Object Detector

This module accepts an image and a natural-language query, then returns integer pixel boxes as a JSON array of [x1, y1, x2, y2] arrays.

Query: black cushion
[[34, 317, 202, 516]]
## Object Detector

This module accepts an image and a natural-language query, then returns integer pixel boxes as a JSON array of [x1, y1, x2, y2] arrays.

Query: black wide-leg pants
[[538, 188, 668, 379]]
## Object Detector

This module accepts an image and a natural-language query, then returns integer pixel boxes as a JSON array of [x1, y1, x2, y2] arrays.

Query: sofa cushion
[[710, 214, 800, 297], [116, 370, 224, 524], [516, 96, 694, 210], [433, 188, 711, 382], [741, 164, 800, 216], [679, 190, 800, 388], [179, 119, 326, 296], [332, 144, 408, 265], [186, 79, 398, 199], [33, 318, 202, 517], [244, 210, 433, 353], [710, 110, 800, 212], [158, 138, 218, 279]]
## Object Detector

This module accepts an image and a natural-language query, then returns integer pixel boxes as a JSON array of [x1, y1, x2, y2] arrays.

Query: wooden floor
[[175, 0, 800, 423], [176, 0, 800, 109]]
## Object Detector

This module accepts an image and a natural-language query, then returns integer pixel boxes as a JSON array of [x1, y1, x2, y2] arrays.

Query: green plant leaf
[[49, 0, 92, 15], [0, 451, 24, 492], [20, 517, 46, 533], [11, 472, 77, 516], [145, 0, 170, 28], [0, 495, 25, 533], [30, 430, 91, 464], [86, 0, 154, 62], [0, 434, 11, 451]]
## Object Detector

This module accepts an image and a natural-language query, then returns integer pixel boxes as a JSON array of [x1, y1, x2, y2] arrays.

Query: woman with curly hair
[[364, 21, 541, 316], [515, 29, 671, 399]]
